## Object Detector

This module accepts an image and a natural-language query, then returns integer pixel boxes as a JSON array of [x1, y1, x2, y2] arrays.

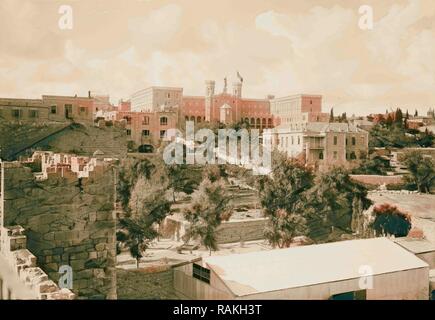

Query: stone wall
[[162, 216, 268, 244], [215, 218, 268, 244], [4, 161, 117, 299], [350, 174, 404, 186], [116, 266, 177, 299]]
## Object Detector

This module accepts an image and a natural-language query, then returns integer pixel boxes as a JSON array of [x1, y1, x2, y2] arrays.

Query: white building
[[130, 86, 183, 112], [174, 238, 429, 300]]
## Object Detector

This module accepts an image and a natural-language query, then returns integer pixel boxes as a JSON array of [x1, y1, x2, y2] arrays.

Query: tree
[[394, 108, 403, 126], [166, 164, 201, 202], [264, 209, 308, 248], [257, 151, 314, 246], [417, 128, 435, 148], [298, 168, 372, 241], [351, 155, 392, 175], [117, 217, 158, 268], [403, 151, 435, 193], [117, 158, 155, 211], [117, 159, 172, 268], [371, 204, 411, 237], [385, 114, 393, 127], [329, 108, 334, 123], [183, 178, 232, 255], [414, 110, 418, 117]]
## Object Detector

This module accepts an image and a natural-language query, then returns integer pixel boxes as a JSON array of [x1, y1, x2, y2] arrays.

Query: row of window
[[123, 116, 168, 126], [279, 136, 301, 146], [4, 109, 39, 118], [333, 136, 359, 146], [126, 129, 166, 138], [318, 151, 362, 160]]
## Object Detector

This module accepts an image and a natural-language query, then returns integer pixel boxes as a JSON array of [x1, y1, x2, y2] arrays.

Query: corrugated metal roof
[[204, 238, 428, 296]]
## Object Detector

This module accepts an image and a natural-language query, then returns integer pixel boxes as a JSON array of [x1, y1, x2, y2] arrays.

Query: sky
[[0, 0, 434, 115]]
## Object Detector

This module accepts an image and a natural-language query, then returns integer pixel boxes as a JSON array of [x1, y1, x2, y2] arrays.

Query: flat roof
[[203, 238, 428, 297], [394, 237, 435, 254]]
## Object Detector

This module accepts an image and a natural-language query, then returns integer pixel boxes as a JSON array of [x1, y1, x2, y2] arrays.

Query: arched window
[[190, 116, 195, 122], [143, 116, 149, 125], [250, 118, 255, 125], [350, 152, 357, 160], [319, 152, 324, 160], [352, 137, 356, 145], [256, 118, 260, 127], [185, 116, 189, 121], [197, 116, 202, 123], [268, 118, 272, 127], [160, 116, 168, 125]]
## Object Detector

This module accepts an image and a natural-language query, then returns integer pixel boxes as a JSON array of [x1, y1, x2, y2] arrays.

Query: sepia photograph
[[0, 0, 434, 314]]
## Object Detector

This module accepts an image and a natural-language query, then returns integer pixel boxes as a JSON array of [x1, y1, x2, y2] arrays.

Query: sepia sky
[[1, 0, 435, 115]]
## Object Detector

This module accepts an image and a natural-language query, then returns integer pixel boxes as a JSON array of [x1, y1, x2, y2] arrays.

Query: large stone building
[[264, 122, 368, 171], [182, 80, 276, 128], [117, 109, 179, 152], [263, 93, 368, 171], [0, 92, 113, 125], [130, 87, 183, 112]]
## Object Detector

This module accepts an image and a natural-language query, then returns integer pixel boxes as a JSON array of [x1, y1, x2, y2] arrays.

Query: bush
[[371, 203, 411, 237]]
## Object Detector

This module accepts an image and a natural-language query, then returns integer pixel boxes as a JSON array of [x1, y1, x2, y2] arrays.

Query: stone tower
[[232, 81, 242, 98], [205, 80, 215, 122], [232, 81, 242, 122]]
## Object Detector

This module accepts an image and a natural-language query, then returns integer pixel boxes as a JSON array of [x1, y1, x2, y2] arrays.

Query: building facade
[[130, 87, 183, 112], [264, 122, 369, 171]]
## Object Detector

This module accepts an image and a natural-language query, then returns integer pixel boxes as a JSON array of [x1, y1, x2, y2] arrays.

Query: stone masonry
[[0, 225, 75, 299], [4, 153, 117, 299]]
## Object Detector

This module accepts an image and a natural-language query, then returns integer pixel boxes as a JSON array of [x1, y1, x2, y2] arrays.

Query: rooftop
[[394, 237, 435, 254], [306, 122, 365, 133], [203, 238, 428, 297]]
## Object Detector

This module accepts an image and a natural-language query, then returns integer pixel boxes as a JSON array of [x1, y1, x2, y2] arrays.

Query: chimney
[[88, 90, 91, 98]]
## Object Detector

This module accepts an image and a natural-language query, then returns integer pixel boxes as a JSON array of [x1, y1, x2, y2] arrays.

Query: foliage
[[297, 168, 372, 241], [183, 178, 233, 254], [371, 203, 411, 237], [116, 158, 171, 267], [264, 209, 308, 248], [257, 151, 314, 246], [403, 151, 435, 193], [117, 217, 159, 268], [117, 158, 155, 211], [351, 155, 393, 175], [369, 110, 434, 148]]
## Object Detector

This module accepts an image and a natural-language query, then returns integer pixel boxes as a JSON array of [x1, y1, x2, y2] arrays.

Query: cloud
[[0, 0, 434, 116], [128, 4, 183, 49]]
